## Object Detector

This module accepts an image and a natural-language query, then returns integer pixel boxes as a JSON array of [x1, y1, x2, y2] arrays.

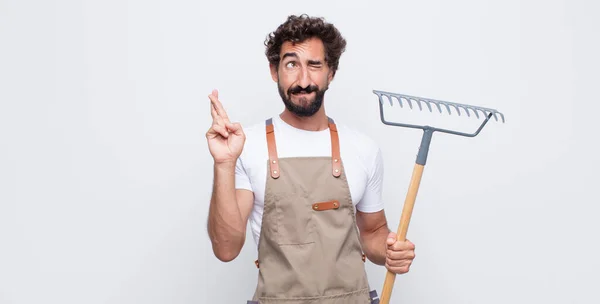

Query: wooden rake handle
[[379, 163, 424, 304], [379, 129, 433, 304]]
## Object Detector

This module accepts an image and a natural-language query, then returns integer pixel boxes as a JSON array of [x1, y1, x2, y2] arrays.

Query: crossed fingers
[[208, 89, 232, 138]]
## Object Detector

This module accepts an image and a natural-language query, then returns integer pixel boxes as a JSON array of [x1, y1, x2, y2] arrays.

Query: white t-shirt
[[235, 115, 385, 246]]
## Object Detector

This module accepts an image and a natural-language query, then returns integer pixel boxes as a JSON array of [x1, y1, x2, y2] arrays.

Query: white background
[[1, 0, 599, 303]]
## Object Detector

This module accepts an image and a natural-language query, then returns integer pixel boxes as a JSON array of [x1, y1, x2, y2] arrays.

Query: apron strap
[[328, 117, 342, 178], [265, 118, 280, 179], [265, 117, 342, 178]]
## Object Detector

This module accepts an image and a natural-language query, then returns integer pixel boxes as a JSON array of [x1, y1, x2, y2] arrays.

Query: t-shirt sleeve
[[355, 146, 385, 213], [234, 156, 253, 191]]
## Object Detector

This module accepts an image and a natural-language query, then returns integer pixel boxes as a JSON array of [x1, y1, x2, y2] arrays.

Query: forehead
[[280, 37, 325, 60]]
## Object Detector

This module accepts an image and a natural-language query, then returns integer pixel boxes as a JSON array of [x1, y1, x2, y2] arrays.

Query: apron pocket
[[274, 192, 315, 245]]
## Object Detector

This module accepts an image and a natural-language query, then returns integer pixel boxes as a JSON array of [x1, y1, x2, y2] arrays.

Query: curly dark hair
[[264, 14, 347, 77]]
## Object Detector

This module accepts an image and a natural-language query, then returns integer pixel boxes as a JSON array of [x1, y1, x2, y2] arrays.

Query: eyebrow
[[281, 52, 323, 65], [282, 52, 298, 60]]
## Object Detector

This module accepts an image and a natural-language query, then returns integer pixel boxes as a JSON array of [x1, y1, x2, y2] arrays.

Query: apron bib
[[247, 118, 379, 304]]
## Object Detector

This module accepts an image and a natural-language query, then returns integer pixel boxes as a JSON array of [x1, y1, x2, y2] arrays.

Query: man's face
[[270, 37, 333, 117]]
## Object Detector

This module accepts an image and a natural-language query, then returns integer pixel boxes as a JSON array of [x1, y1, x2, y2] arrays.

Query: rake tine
[[415, 98, 423, 111], [422, 99, 433, 112], [406, 98, 413, 109], [443, 103, 452, 115], [463, 107, 472, 118], [484, 111, 492, 120], [378, 93, 387, 106], [461, 105, 471, 116], [491, 112, 498, 122], [452, 104, 461, 116], [492, 112, 499, 122], [480, 109, 489, 120], [386, 94, 394, 106]]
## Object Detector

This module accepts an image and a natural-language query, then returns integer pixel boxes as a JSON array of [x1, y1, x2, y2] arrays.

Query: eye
[[286, 61, 297, 68]]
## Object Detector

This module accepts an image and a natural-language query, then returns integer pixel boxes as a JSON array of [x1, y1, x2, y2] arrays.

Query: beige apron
[[247, 117, 380, 304]]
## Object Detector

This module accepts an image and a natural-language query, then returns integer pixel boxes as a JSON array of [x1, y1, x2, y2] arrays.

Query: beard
[[278, 81, 328, 117]]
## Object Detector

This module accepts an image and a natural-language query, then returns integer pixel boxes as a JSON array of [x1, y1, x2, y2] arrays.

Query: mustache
[[288, 85, 319, 95]]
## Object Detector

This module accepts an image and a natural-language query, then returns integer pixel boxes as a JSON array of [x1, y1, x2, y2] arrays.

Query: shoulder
[[237, 118, 269, 163], [335, 119, 381, 154], [242, 118, 267, 140], [333, 118, 383, 169]]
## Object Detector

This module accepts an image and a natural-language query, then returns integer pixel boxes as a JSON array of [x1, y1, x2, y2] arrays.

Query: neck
[[279, 107, 329, 131]]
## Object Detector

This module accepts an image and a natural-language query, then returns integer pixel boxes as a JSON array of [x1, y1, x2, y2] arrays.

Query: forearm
[[208, 161, 245, 261], [361, 223, 391, 265]]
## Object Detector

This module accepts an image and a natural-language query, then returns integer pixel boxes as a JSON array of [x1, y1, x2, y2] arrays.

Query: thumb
[[387, 232, 397, 246]]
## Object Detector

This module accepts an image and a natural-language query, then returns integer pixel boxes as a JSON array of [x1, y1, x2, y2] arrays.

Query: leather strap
[[265, 119, 280, 179], [265, 117, 341, 179], [312, 200, 340, 211], [329, 119, 342, 178]]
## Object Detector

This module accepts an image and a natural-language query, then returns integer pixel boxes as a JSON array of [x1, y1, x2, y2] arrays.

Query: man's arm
[[356, 209, 390, 265], [207, 161, 254, 262]]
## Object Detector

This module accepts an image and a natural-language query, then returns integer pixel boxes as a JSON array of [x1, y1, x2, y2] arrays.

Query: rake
[[371, 89, 505, 304]]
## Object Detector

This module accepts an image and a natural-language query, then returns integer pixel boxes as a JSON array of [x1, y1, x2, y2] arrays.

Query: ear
[[269, 63, 278, 82], [328, 69, 334, 83]]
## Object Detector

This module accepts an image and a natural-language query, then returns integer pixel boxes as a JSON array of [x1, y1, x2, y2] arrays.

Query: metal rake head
[[373, 90, 505, 137]]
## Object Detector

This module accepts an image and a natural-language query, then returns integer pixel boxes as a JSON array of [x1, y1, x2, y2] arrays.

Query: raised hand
[[206, 89, 245, 165]]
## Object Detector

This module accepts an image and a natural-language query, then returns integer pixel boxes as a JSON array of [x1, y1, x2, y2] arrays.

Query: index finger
[[390, 240, 415, 251], [208, 93, 230, 123], [210, 100, 218, 119]]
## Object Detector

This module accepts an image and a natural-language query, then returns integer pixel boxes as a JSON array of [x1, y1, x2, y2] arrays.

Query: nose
[[297, 66, 311, 89]]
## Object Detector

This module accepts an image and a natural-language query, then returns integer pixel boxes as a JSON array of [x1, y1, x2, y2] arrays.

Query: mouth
[[291, 91, 315, 97]]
